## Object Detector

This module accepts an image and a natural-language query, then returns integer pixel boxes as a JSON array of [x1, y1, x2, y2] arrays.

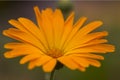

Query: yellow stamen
[[46, 49, 63, 58]]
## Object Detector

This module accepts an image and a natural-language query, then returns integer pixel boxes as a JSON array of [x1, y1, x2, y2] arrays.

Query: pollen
[[46, 49, 63, 58]]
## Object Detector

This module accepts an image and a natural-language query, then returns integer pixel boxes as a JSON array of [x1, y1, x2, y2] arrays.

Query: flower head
[[3, 6, 115, 72]]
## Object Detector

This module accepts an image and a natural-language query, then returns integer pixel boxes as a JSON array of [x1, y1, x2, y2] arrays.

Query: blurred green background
[[0, 0, 120, 80]]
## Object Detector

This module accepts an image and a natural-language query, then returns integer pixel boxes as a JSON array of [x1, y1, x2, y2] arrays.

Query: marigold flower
[[3, 6, 115, 72]]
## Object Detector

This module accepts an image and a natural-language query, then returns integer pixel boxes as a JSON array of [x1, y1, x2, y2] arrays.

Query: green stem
[[50, 69, 56, 80]]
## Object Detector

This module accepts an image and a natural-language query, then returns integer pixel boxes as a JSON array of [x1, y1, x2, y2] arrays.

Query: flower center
[[46, 49, 63, 58]]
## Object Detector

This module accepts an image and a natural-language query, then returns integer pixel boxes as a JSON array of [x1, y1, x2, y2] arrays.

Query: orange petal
[[18, 17, 41, 36], [9, 19, 27, 32], [66, 21, 103, 50], [58, 56, 78, 70], [3, 28, 46, 53], [8, 19, 48, 50], [41, 12, 54, 49], [66, 44, 115, 54], [43, 59, 57, 72], [71, 57, 89, 67], [65, 31, 108, 52], [87, 59, 101, 67], [4, 50, 28, 58], [35, 55, 52, 66], [75, 39, 108, 48], [77, 65, 86, 72], [42, 8, 53, 16], [62, 17, 87, 49], [19, 17, 48, 48], [53, 9, 64, 48], [76, 21, 103, 36], [70, 53, 104, 60], [28, 59, 38, 70], [20, 54, 41, 64], [59, 12, 74, 49], [34, 6, 42, 28]]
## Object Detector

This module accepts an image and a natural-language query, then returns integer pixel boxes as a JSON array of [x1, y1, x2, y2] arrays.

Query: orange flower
[[3, 6, 115, 72]]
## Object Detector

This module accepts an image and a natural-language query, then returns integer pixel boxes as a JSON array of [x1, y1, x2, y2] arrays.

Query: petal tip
[[97, 21, 103, 25], [28, 65, 35, 70], [4, 52, 10, 58], [19, 59, 25, 64], [34, 6, 40, 11]]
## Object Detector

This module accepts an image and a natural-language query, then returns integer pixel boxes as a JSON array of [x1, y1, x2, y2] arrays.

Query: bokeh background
[[0, 0, 120, 80]]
